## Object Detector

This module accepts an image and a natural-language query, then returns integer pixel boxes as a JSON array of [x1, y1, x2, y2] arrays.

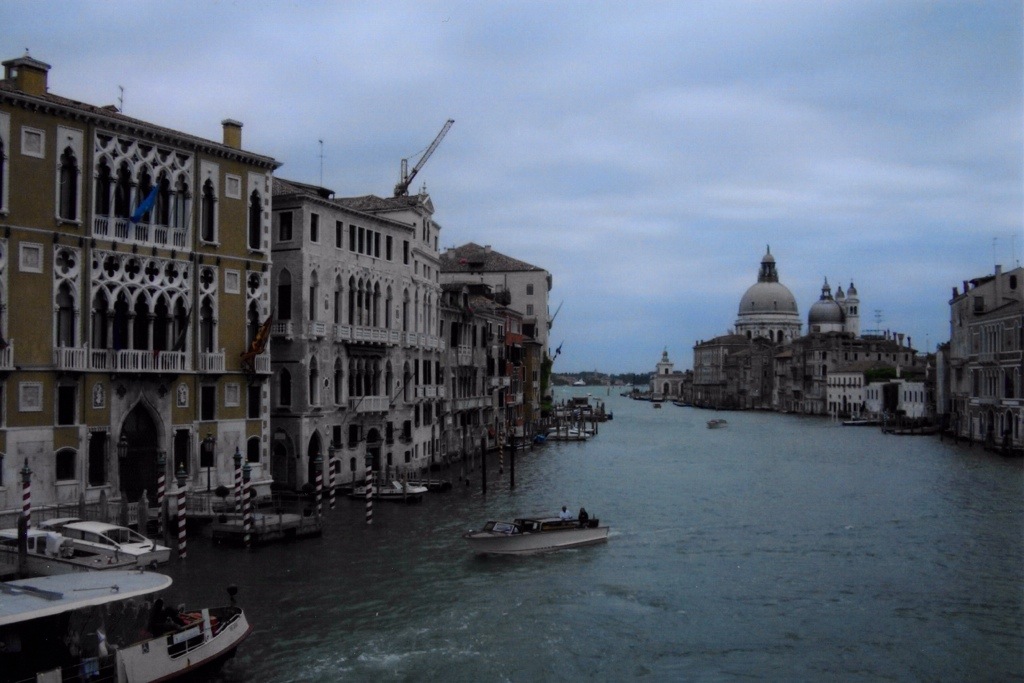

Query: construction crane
[[394, 119, 454, 197]]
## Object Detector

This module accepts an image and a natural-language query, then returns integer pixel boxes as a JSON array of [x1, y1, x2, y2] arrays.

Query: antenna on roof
[[118, 85, 124, 113], [318, 139, 324, 188]]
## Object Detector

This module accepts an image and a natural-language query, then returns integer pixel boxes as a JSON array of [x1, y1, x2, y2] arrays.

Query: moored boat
[[707, 418, 728, 429], [348, 480, 428, 502], [0, 570, 252, 683], [842, 417, 880, 426], [463, 515, 609, 555], [0, 527, 138, 579], [38, 518, 171, 568]]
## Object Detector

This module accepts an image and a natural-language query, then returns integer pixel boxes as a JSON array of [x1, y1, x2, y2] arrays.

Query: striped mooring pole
[[20, 459, 32, 528], [175, 466, 187, 560], [156, 450, 166, 537], [328, 455, 337, 510], [314, 454, 323, 519], [242, 463, 253, 549], [365, 464, 373, 525], [233, 447, 243, 514]]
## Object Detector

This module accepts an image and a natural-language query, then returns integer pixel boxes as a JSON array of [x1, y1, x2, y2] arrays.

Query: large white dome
[[738, 281, 799, 315]]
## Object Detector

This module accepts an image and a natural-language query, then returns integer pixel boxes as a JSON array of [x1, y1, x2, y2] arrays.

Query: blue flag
[[130, 186, 159, 223]]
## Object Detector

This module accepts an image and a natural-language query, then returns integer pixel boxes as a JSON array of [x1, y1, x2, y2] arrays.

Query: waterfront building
[[649, 349, 687, 401], [864, 375, 929, 420], [440, 243, 552, 420], [269, 179, 445, 489], [0, 54, 279, 520], [692, 334, 749, 408], [943, 264, 1023, 451], [438, 282, 522, 457]]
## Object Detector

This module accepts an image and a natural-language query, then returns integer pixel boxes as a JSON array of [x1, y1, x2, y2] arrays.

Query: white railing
[[199, 350, 225, 373], [0, 341, 12, 370], [389, 330, 402, 345], [94, 215, 189, 249], [436, 386, 446, 399], [333, 323, 352, 342], [404, 332, 418, 346], [308, 321, 327, 338], [253, 352, 271, 374], [110, 349, 188, 372], [54, 345, 89, 371], [272, 321, 293, 337], [457, 347, 473, 366]]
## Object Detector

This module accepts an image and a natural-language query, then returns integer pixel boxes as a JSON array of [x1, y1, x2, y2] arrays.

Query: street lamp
[[201, 433, 216, 492]]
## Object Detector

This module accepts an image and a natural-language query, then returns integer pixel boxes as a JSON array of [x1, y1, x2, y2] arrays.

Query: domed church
[[734, 247, 802, 344], [808, 278, 860, 335]]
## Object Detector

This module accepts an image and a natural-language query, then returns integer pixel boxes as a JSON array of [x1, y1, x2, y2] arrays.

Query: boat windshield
[[490, 522, 517, 534]]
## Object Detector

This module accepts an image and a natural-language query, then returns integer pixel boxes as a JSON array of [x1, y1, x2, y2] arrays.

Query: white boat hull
[[463, 525, 609, 555]]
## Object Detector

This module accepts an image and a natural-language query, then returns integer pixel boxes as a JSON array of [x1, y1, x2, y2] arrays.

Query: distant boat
[[573, 379, 586, 386], [842, 417, 880, 426], [653, 403, 662, 409], [707, 419, 728, 429]]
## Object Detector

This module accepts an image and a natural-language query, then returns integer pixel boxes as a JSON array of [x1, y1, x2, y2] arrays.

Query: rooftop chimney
[[3, 53, 51, 96], [484, 245, 492, 254], [222, 119, 243, 150]]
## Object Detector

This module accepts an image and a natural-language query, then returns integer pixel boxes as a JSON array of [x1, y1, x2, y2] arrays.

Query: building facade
[[0, 54, 279, 517], [269, 180, 445, 490], [944, 265, 1023, 451]]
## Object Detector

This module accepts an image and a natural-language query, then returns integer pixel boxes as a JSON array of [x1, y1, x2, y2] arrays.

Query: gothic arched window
[[58, 147, 79, 221], [201, 179, 216, 242], [248, 190, 261, 250]]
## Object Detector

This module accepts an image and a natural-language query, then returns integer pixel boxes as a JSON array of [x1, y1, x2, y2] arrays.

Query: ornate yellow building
[[0, 54, 280, 520]]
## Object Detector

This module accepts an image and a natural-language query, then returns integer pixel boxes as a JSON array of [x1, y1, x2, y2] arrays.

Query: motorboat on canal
[[348, 480, 428, 502], [0, 527, 138, 579], [37, 518, 171, 568], [707, 419, 728, 429], [842, 417, 880, 426], [463, 515, 609, 555], [0, 570, 252, 683]]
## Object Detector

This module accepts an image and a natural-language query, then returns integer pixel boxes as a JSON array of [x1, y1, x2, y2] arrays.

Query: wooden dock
[[210, 512, 322, 546]]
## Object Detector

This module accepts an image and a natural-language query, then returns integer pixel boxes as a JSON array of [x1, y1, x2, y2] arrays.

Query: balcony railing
[[308, 321, 327, 339], [0, 341, 13, 370], [272, 321, 293, 338], [54, 345, 191, 373], [457, 347, 473, 366], [253, 351, 271, 374], [55, 346, 88, 371], [199, 350, 225, 373], [93, 215, 189, 249]]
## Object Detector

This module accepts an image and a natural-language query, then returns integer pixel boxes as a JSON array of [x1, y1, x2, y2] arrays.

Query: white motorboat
[[348, 480, 428, 502], [37, 518, 171, 567], [0, 527, 138, 578], [572, 379, 586, 386], [463, 515, 609, 555], [0, 570, 252, 683]]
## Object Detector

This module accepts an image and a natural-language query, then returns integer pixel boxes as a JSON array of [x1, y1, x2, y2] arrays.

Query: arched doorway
[[118, 403, 160, 503], [306, 432, 323, 486], [271, 430, 295, 489], [366, 428, 382, 472]]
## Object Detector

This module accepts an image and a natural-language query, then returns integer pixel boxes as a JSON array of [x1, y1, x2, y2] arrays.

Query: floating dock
[[210, 512, 322, 546]]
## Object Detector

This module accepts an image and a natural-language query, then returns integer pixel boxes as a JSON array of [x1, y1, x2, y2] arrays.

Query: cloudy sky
[[6, 1, 1021, 373]]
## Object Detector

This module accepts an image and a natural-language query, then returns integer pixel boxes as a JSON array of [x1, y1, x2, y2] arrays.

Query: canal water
[[161, 388, 1023, 682]]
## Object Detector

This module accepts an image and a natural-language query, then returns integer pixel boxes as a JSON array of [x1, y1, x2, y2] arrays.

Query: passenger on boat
[[559, 506, 573, 521], [578, 508, 589, 527]]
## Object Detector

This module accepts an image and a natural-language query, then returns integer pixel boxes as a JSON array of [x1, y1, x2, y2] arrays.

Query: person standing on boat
[[559, 506, 573, 520]]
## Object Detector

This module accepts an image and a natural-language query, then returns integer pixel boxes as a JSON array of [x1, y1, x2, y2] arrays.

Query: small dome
[[847, 281, 858, 297], [809, 298, 845, 324]]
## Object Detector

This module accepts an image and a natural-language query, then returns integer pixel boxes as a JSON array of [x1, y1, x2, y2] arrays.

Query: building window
[[0, 137, 6, 212], [349, 225, 357, 251], [21, 127, 44, 158], [279, 212, 293, 241], [277, 269, 292, 320], [335, 221, 343, 248], [403, 240, 409, 265], [279, 368, 292, 406], [247, 436, 260, 463], [55, 448, 76, 481], [526, 304, 534, 315], [57, 384, 76, 426], [309, 356, 320, 406], [201, 179, 216, 242], [173, 429, 190, 476], [88, 431, 107, 486], [358, 227, 365, 253], [55, 283, 76, 347], [248, 383, 261, 419], [58, 147, 79, 221], [200, 385, 216, 421], [386, 235, 393, 261], [248, 190, 262, 250], [310, 213, 320, 243], [526, 284, 534, 295]]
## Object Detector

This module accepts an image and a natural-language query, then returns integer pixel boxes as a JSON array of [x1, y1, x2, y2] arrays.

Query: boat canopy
[[0, 570, 171, 626]]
